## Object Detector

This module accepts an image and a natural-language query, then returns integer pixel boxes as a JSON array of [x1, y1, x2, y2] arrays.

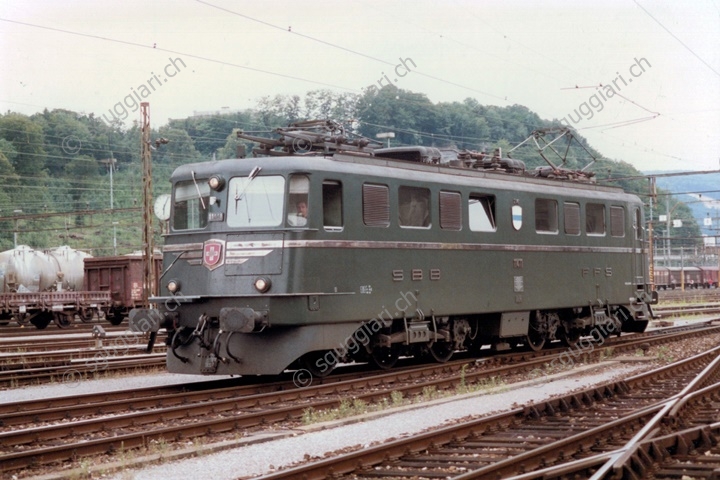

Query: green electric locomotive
[[130, 121, 656, 377]]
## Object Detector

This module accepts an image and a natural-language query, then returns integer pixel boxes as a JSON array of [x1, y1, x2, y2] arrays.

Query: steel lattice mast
[[140, 102, 155, 308]]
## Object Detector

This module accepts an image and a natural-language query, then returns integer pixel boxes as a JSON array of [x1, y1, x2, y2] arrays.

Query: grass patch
[[300, 368, 510, 426]]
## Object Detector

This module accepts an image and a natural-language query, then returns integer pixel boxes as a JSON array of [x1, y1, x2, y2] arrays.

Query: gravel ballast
[[112, 362, 646, 479], [0, 371, 231, 404]]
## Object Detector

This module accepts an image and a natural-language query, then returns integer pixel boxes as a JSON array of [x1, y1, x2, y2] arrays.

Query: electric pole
[[648, 177, 655, 290], [140, 102, 156, 308]]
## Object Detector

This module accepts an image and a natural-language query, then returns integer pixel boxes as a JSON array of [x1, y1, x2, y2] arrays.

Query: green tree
[[217, 129, 255, 160], [0, 150, 16, 249], [434, 100, 490, 150], [64, 155, 101, 226], [152, 126, 202, 167], [31, 109, 97, 176], [356, 85, 438, 146], [0, 112, 46, 177], [302, 90, 360, 121]]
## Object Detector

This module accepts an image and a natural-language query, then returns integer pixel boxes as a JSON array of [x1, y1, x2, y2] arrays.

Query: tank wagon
[[0, 246, 160, 329], [130, 122, 657, 377]]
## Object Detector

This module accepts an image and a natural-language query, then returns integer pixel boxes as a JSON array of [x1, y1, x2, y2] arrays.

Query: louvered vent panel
[[362, 184, 390, 227], [440, 191, 462, 230]]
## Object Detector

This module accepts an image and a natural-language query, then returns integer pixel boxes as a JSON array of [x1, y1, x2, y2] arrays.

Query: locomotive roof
[[170, 152, 637, 201]]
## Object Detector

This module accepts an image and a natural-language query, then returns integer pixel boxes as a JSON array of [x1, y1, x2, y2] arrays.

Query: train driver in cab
[[288, 200, 308, 226]]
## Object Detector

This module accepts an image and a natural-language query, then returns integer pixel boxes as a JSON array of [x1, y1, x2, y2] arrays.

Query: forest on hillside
[[0, 85, 701, 254]]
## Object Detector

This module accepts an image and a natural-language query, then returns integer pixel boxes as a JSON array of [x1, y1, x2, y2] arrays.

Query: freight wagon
[[653, 266, 719, 289], [0, 247, 160, 329]]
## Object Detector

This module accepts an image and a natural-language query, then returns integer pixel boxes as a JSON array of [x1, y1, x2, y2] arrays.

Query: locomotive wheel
[[561, 329, 581, 348], [526, 313, 546, 352], [15, 313, 30, 326], [526, 333, 545, 352], [426, 341, 454, 363], [30, 312, 52, 330], [298, 350, 335, 378], [53, 313, 74, 329], [369, 345, 400, 370]]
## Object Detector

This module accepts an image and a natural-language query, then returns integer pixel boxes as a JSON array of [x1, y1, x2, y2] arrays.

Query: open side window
[[287, 174, 310, 227], [323, 180, 343, 230], [469, 194, 496, 232]]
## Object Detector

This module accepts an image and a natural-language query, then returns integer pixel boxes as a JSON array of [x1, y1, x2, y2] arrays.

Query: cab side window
[[634, 207, 643, 240], [173, 180, 210, 230], [323, 180, 343, 230], [287, 175, 309, 227]]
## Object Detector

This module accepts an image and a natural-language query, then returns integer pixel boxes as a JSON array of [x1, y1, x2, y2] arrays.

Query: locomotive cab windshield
[[172, 171, 313, 231], [172, 180, 210, 230], [227, 175, 285, 228]]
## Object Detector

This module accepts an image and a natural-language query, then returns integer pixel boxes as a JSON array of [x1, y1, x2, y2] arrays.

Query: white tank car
[[0, 245, 91, 292], [46, 246, 92, 291], [2, 246, 58, 292], [0, 249, 13, 293]]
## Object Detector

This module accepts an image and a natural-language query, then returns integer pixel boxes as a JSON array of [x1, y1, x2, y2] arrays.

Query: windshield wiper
[[190, 170, 206, 210], [234, 166, 262, 215]]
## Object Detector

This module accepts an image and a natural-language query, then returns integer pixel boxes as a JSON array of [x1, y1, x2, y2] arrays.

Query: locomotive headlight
[[167, 279, 181, 293], [208, 175, 226, 191], [254, 277, 271, 293]]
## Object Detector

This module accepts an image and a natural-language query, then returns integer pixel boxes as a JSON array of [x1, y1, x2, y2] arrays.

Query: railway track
[[657, 288, 720, 303], [1, 322, 719, 477], [0, 315, 703, 390], [0, 353, 167, 389], [0, 297, 711, 389], [653, 302, 720, 318], [0, 323, 129, 338], [256, 344, 720, 479], [0, 335, 168, 389]]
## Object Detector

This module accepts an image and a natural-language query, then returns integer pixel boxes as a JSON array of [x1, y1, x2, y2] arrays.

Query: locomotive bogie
[[133, 150, 655, 376]]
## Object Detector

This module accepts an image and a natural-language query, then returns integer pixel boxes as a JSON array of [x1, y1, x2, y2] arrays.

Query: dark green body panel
[[155, 153, 647, 375]]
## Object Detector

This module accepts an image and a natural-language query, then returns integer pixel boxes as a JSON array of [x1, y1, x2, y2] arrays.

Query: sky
[[1, 0, 719, 173]]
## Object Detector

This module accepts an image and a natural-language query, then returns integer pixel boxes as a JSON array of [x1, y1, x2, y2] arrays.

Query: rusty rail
[[256, 346, 720, 479], [1, 324, 719, 476]]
